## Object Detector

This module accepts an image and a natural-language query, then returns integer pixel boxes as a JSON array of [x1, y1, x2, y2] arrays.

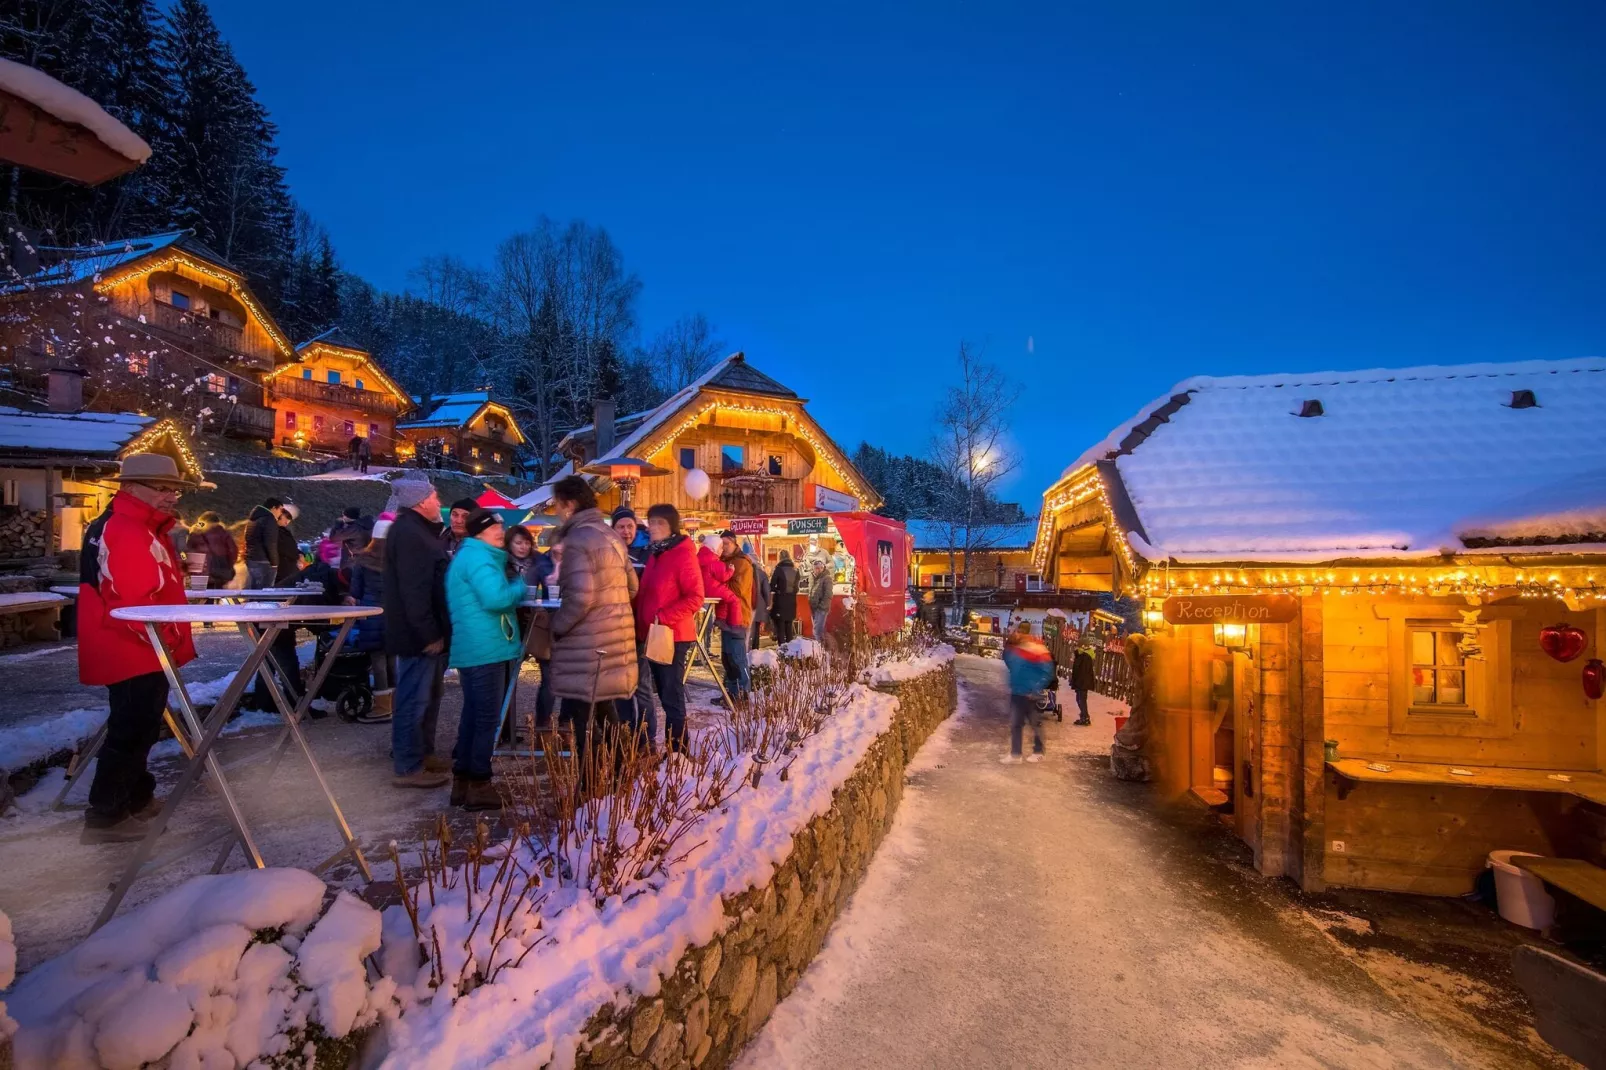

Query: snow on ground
[[378, 680, 905, 1069], [737, 656, 1551, 1070], [862, 643, 955, 686], [7, 869, 388, 1070], [295, 466, 404, 482], [0, 644, 74, 665]]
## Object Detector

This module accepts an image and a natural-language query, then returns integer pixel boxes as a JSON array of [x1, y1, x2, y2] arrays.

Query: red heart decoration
[[1540, 623, 1588, 663], [1584, 659, 1605, 701]]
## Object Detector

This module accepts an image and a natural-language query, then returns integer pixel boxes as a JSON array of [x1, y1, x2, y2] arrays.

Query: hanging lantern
[[1539, 623, 1588, 663], [1584, 659, 1605, 701], [684, 467, 711, 501]]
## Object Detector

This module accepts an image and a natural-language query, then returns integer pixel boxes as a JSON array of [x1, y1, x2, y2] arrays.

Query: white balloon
[[684, 467, 711, 500]]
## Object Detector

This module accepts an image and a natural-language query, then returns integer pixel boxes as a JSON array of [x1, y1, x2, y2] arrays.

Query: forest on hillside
[[0, 0, 724, 478]]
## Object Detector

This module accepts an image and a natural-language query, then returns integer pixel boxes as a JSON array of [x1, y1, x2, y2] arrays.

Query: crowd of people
[[72, 453, 813, 842]]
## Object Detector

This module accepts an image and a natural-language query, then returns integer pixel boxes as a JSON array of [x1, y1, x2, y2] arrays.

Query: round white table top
[[52, 586, 317, 600], [111, 604, 383, 625]]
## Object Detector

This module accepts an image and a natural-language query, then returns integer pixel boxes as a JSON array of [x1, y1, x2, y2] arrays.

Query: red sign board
[[728, 518, 768, 536], [1161, 594, 1299, 625]]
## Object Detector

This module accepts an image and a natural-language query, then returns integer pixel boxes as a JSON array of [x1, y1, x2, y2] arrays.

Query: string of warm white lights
[[93, 253, 295, 359], [634, 397, 874, 505], [120, 417, 203, 479]]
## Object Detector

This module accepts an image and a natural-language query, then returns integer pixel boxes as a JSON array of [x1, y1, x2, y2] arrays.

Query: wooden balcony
[[269, 374, 408, 415], [202, 400, 275, 441], [713, 470, 803, 516], [149, 300, 257, 365]]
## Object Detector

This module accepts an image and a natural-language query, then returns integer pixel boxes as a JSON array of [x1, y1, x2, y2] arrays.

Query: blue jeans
[[1010, 693, 1044, 757], [393, 653, 445, 775], [812, 607, 828, 643], [648, 641, 693, 752], [454, 660, 510, 781], [720, 624, 750, 697], [615, 643, 657, 745]]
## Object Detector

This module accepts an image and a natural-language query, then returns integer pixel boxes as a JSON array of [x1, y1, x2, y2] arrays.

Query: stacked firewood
[[0, 510, 48, 558]]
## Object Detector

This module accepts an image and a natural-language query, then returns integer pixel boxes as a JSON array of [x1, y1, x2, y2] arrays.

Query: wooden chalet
[[0, 230, 294, 443], [525, 352, 879, 521], [1037, 358, 1606, 897], [265, 329, 412, 459], [906, 519, 1041, 594], [396, 390, 526, 476]]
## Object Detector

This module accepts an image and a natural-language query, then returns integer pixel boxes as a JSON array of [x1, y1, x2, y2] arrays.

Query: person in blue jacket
[[1001, 620, 1055, 764], [445, 508, 528, 810]]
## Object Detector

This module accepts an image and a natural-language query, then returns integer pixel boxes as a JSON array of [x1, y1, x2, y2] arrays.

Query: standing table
[[93, 603, 379, 930], [492, 593, 562, 758], [686, 597, 736, 708], [49, 587, 319, 811]]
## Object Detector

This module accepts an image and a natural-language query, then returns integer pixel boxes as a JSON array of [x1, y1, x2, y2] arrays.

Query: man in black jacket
[[769, 552, 799, 644], [384, 477, 451, 788], [244, 497, 284, 589]]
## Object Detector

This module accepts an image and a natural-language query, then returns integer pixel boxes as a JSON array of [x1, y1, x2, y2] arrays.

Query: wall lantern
[[1213, 622, 1249, 650]]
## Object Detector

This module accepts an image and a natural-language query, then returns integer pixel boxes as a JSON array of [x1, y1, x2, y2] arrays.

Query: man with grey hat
[[383, 476, 452, 788], [78, 453, 210, 842]]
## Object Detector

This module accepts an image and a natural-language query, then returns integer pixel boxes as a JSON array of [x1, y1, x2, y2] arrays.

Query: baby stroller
[[1035, 654, 1064, 722], [310, 627, 375, 723]]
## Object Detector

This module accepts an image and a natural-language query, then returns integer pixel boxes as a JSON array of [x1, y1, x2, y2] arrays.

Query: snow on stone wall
[[6, 869, 390, 1069]]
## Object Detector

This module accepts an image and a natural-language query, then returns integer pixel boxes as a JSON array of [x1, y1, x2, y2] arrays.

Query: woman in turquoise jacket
[[446, 508, 528, 810]]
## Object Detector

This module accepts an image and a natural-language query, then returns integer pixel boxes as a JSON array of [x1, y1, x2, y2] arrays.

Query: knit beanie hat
[[465, 508, 502, 539], [391, 477, 435, 510], [610, 505, 638, 525], [450, 497, 479, 513]]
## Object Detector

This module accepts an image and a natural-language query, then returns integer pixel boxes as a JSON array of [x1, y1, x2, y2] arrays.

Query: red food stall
[[731, 512, 908, 636]]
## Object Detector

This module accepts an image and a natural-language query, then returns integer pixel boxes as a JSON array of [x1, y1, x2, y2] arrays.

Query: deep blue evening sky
[[209, 1, 1606, 501]]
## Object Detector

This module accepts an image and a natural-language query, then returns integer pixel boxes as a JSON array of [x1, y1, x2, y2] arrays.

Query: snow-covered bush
[[8, 869, 392, 1070]]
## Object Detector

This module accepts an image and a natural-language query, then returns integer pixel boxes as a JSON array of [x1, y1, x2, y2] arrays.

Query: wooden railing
[[202, 400, 275, 440], [150, 300, 251, 360], [268, 374, 408, 414], [713, 471, 803, 515]]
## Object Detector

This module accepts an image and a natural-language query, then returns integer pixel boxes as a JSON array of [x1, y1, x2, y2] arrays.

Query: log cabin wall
[[105, 265, 281, 371], [1319, 592, 1602, 895]]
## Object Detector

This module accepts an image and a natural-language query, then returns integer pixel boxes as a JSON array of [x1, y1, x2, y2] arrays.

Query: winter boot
[[1074, 715, 1092, 726], [450, 775, 468, 807], [359, 690, 394, 724], [461, 779, 502, 812]]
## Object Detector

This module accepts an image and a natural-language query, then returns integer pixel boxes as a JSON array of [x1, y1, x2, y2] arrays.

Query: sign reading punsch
[[1162, 594, 1298, 625]]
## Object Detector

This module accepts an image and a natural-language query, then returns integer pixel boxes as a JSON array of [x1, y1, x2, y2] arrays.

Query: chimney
[[594, 396, 616, 459], [47, 366, 85, 413]]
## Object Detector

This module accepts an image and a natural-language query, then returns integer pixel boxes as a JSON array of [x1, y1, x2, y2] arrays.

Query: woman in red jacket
[[78, 453, 203, 843], [636, 504, 704, 752]]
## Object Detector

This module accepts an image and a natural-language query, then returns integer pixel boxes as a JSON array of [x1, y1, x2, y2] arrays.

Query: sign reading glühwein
[[1161, 594, 1299, 625]]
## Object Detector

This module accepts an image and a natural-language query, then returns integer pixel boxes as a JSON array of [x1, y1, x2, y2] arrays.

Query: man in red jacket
[[78, 453, 204, 843], [635, 504, 704, 751]]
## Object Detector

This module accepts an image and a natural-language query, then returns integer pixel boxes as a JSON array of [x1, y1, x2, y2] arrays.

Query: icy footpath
[[6, 869, 388, 1069], [374, 682, 902, 1070]]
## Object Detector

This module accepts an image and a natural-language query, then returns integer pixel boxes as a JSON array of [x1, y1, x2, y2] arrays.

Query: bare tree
[[647, 313, 725, 392], [928, 341, 1020, 618]]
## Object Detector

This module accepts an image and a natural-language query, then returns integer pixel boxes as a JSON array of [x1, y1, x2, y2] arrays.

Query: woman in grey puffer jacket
[[548, 477, 638, 771]]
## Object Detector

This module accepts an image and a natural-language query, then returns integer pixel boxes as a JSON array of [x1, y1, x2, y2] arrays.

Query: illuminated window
[[313, 415, 325, 433], [127, 353, 149, 376], [204, 373, 227, 395], [493, 452, 502, 463], [1409, 626, 1468, 708], [284, 411, 297, 429], [471, 446, 481, 459], [1384, 610, 1511, 745], [368, 423, 379, 438], [342, 420, 354, 436]]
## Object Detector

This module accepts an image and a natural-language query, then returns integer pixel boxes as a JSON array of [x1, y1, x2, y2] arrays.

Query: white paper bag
[[645, 619, 675, 664]]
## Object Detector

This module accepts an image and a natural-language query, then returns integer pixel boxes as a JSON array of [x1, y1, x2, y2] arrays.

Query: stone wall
[[570, 662, 957, 1070]]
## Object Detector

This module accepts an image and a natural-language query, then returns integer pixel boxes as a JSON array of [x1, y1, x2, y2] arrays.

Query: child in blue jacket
[[1001, 621, 1055, 763]]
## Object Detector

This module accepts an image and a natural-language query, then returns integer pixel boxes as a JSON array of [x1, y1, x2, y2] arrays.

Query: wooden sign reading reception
[[1162, 594, 1299, 625]]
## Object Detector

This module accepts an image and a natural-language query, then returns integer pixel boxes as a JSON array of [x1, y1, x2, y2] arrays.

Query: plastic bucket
[[1113, 715, 1129, 732], [1487, 851, 1555, 929]]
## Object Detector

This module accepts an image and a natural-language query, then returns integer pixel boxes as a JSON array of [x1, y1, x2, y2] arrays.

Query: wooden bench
[[1326, 758, 1606, 806], [0, 590, 67, 647], [1512, 856, 1606, 913]]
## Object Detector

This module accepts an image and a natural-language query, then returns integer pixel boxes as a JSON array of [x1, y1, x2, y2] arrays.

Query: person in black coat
[[1070, 640, 1097, 726], [244, 498, 283, 589], [383, 478, 452, 787], [768, 552, 799, 644]]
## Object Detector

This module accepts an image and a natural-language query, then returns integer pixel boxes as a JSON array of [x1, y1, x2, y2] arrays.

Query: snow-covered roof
[[905, 519, 1037, 552], [398, 390, 492, 430], [1069, 357, 1606, 563], [0, 58, 151, 164], [0, 405, 151, 456], [0, 231, 189, 293]]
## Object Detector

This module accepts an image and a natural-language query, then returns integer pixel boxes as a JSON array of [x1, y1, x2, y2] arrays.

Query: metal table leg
[[94, 624, 278, 931], [685, 605, 735, 709], [54, 709, 192, 811], [236, 618, 372, 881]]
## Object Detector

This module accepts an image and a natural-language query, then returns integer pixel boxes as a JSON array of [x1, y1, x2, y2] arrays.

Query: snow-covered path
[[739, 655, 1561, 1070]]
